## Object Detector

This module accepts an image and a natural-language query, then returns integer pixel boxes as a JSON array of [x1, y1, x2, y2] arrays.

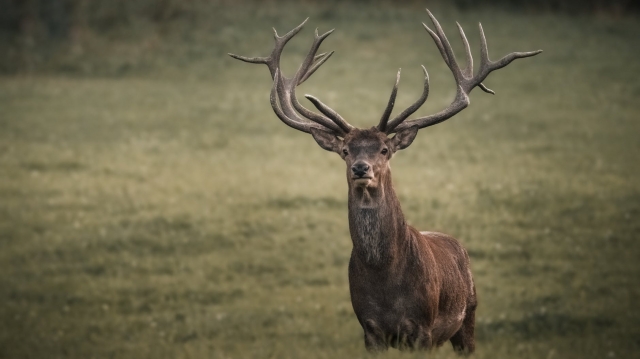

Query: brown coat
[[345, 149, 476, 352]]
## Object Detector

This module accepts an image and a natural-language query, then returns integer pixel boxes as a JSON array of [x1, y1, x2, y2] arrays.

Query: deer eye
[[381, 148, 388, 155], [342, 149, 348, 156]]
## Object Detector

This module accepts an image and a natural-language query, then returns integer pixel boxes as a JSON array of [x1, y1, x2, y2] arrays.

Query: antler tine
[[478, 23, 490, 77], [476, 23, 542, 80], [305, 95, 353, 134], [377, 69, 401, 132], [293, 29, 334, 83], [290, 92, 343, 134], [299, 51, 334, 85], [474, 23, 495, 94], [385, 65, 430, 133], [227, 53, 269, 65], [425, 9, 463, 83], [292, 28, 335, 85], [268, 18, 308, 78], [228, 18, 308, 79], [473, 22, 543, 93], [387, 9, 541, 133], [314, 52, 327, 61], [423, 23, 450, 67], [230, 19, 354, 136], [456, 22, 473, 78], [457, 22, 493, 94]]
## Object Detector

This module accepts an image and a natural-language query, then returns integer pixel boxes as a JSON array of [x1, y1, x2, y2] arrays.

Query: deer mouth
[[352, 176, 373, 185]]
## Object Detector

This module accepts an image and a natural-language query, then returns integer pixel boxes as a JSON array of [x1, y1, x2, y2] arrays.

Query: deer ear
[[391, 126, 419, 151], [310, 128, 343, 153]]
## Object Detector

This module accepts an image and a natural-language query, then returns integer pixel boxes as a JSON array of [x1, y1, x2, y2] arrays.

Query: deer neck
[[348, 171, 407, 267]]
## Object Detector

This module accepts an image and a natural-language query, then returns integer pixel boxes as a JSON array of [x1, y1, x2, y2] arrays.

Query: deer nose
[[351, 162, 370, 177]]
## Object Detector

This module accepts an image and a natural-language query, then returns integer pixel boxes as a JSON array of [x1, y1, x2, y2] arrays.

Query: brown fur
[[315, 127, 477, 353]]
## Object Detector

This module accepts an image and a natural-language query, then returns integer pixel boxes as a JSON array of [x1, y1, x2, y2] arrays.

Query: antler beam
[[383, 9, 542, 134]]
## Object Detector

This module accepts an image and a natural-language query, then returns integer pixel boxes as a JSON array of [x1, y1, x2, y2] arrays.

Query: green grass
[[1, 2, 639, 358]]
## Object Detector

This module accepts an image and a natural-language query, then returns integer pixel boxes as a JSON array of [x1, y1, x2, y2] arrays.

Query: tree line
[[1, 0, 637, 41]]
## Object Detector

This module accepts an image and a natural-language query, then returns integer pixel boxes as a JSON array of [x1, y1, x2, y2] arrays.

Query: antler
[[229, 19, 353, 136], [379, 9, 542, 134]]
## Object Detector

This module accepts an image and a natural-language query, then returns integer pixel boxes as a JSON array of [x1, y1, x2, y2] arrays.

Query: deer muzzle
[[351, 162, 371, 178]]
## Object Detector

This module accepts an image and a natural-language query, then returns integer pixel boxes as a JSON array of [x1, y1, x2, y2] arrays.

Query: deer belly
[[351, 285, 466, 348]]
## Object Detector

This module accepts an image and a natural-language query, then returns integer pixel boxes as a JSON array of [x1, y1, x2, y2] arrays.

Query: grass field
[[1, 2, 639, 358]]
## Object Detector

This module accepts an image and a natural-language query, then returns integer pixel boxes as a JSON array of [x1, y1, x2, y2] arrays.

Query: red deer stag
[[229, 9, 541, 354]]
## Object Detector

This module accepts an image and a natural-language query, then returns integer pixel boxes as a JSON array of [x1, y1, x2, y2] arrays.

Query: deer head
[[311, 126, 417, 192], [229, 9, 542, 191]]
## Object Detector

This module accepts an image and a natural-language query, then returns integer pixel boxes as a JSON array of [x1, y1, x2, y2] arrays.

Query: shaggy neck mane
[[348, 172, 407, 267]]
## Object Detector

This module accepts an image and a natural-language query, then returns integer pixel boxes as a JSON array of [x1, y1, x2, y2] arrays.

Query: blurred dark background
[[1, 0, 638, 74]]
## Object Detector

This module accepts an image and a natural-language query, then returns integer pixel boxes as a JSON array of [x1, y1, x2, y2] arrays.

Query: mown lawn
[[0, 2, 639, 358]]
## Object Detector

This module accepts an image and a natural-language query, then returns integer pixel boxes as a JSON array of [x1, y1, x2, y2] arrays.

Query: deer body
[[348, 228, 476, 351], [230, 9, 540, 354], [340, 128, 476, 351]]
